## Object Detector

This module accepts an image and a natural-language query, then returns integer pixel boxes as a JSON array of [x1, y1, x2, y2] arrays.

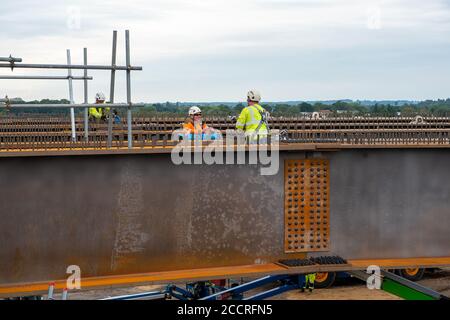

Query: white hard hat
[[247, 90, 261, 102], [95, 92, 106, 101], [188, 106, 202, 116]]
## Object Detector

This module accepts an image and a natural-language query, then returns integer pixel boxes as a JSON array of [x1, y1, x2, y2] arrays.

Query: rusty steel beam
[[0, 148, 449, 292]]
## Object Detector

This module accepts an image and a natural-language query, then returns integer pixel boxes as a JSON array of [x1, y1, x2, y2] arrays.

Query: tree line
[[138, 99, 450, 117], [1, 98, 450, 117]]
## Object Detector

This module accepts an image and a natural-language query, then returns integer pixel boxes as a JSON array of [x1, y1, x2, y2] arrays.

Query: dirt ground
[[271, 277, 402, 300], [55, 268, 450, 300], [274, 268, 450, 300], [415, 268, 450, 297]]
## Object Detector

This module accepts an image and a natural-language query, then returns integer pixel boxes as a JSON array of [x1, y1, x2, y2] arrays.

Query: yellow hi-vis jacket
[[306, 273, 316, 283], [89, 107, 102, 119], [89, 104, 110, 120], [235, 104, 268, 136]]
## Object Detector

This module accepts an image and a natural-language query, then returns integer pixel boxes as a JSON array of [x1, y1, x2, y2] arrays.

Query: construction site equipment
[[278, 259, 316, 267], [278, 256, 347, 267], [100, 274, 303, 301], [350, 270, 449, 300], [1, 257, 450, 299], [200, 275, 303, 300], [98, 267, 449, 300], [0, 30, 143, 148], [61, 288, 68, 300], [101, 291, 167, 301], [47, 283, 55, 300]]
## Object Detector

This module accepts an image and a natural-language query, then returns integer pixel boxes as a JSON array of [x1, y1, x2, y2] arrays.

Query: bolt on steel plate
[[284, 159, 330, 253]]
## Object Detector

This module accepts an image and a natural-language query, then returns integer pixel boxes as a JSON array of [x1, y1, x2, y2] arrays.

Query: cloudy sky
[[1, 0, 450, 103]]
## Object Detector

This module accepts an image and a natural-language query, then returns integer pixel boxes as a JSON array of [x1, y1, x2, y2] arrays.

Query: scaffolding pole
[[1, 30, 143, 150], [0, 56, 22, 63], [108, 30, 118, 148], [0, 63, 142, 71], [126, 30, 132, 149], [0, 103, 143, 109], [66, 49, 76, 142], [0, 75, 92, 80], [83, 48, 89, 142]]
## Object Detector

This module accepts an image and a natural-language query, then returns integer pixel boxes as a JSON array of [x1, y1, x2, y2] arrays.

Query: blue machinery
[[99, 271, 449, 301], [101, 274, 306, 301]]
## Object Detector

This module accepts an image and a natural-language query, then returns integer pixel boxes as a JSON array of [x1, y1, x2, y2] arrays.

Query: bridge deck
[[1, 142, 450, 157]]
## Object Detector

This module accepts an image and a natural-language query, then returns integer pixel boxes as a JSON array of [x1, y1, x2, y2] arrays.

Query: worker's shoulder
[[249, 104, 265, 112], [238, 106, 251, 114], [243, 105, 264, 111], [183, 122, 194, 129]]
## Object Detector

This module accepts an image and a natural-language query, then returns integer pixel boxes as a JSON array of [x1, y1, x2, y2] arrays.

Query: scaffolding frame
[[0, 30, 143, 149]]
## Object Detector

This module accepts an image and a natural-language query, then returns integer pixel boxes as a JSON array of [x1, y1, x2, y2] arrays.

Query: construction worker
[[89, 92, 110, 122], [183, 106, 210, 135], [302, 273, 316, 293], [236, 90, 269, 143]]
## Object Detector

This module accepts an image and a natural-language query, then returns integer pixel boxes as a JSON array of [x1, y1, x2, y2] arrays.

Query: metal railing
[[0, 30, 143, 149]]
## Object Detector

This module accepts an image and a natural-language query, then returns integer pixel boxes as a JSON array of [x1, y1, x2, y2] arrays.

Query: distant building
[[0, 97, 24, 103], [336, 110, 358, 115], [319, 110, 333, 118]]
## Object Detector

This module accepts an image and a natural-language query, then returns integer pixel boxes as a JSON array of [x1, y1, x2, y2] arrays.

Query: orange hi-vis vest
[[183, 121, 207, 134]]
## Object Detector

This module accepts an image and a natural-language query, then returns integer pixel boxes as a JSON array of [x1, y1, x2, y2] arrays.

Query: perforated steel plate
[[284, 159, 330, 253]]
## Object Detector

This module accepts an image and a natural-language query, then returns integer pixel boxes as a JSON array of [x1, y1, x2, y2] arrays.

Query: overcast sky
[[1, 0, 450, 103]]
